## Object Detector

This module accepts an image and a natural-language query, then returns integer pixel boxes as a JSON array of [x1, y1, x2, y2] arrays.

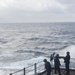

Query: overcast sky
[[0, 0, 75, 23]]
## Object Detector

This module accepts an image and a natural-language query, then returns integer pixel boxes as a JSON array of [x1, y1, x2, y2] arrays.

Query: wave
[[59, 45, 75, 58], [15, 50, 46, 56]]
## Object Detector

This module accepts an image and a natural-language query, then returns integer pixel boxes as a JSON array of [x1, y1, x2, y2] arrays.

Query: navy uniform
[[43, 59, 51, 75], [64, 52, 70, 74]]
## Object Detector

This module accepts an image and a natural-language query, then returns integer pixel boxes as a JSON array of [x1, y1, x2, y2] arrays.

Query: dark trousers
[[65, 64, 70, 74], [55, 67, 61, 75], [47, 70, 51, 75]]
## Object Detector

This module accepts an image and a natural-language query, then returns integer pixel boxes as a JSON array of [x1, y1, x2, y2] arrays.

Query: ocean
[[0, 22, 75, 74]]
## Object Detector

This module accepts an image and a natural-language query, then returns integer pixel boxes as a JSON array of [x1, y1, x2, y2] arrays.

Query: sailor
[[43, 59, 52, 75], [64, 52, 70, 74]]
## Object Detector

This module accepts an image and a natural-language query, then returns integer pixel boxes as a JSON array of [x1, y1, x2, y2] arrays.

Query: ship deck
[[40, 69, 75, 75]]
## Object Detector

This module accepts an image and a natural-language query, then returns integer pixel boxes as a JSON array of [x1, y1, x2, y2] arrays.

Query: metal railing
[[9, 58, 75, 75], [9, 61, 45, 75]]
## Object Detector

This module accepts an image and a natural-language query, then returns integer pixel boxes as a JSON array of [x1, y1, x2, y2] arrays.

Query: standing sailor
[[64, 52, 70, 74]]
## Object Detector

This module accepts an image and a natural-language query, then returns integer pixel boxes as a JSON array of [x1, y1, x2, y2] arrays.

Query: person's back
[[54, 57, 60, 69], [45, 61, 51, 71], [54, 54, 61, 75], [43, 59, 51, 75]]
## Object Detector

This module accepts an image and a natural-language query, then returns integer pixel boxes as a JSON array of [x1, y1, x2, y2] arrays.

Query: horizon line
[[0, 21, 75, 24]]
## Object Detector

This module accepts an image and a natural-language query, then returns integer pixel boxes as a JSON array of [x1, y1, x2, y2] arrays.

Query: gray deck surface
[[40, 70, 75, 75]]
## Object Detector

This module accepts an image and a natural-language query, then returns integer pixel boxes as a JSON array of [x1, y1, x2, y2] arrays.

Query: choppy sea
[[0, 22, 75, 74]]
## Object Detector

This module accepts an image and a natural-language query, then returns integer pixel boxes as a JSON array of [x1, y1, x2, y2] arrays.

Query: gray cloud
[[0, 0, 75, 23]]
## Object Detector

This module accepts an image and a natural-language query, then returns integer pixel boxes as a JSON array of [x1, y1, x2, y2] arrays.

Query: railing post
[[34, 63, 37, 75], [24, 68, 25, 75]]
